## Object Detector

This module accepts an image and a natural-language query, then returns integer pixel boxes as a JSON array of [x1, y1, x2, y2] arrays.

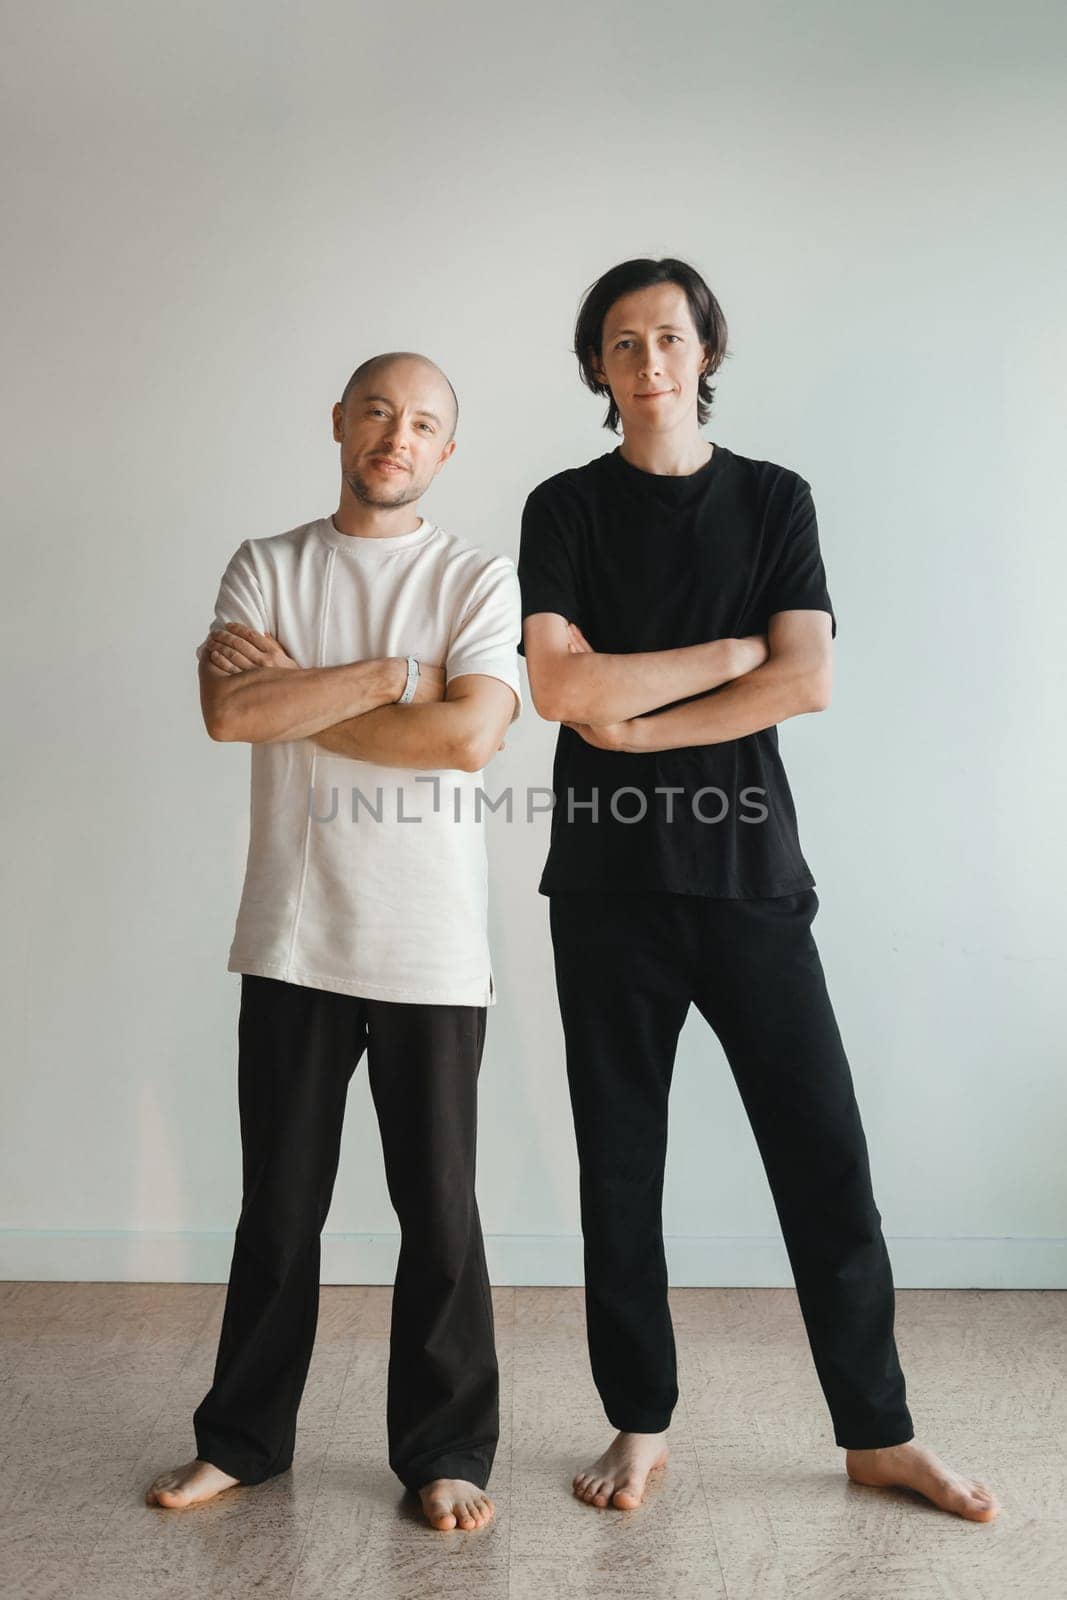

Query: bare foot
[[573, 1430, 669, 1509], [845, 1440, 1000, 1521], [145, 1458, 241, 1509], [418, 1478, 495, 1532]]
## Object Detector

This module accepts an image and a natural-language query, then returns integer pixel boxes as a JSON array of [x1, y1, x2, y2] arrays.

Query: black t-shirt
[[516, 443, 837, 898]]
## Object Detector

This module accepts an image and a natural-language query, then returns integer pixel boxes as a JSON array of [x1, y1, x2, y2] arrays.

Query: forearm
[[630, 655, 827, 752], [311, 702, 484, 771], [546, 637, 746, 724], [215, 659, 399, 743]]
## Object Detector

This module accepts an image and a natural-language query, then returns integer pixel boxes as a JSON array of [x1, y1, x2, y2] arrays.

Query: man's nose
[[637, 348, 663, 378], [381, 423, 409, 453]]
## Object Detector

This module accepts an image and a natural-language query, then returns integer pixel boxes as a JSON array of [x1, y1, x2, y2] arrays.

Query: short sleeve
[[516, 486, 585, 657], [195, 540, 272, 664], [446, 556, 523, 722], [762, 477, 837, 639]]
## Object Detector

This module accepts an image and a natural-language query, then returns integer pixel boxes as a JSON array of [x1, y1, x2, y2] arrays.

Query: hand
[[207, 623, 299, 672], [562, 718, 642, 752], [567, 621, 594, 654]]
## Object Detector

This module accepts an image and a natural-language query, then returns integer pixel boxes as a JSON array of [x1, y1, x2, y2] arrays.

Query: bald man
[[146, 354, 521, 1533]]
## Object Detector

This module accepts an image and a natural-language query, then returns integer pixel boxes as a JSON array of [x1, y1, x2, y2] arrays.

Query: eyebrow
[[607, 324, 688, 338], [362, 394, 444, 426]]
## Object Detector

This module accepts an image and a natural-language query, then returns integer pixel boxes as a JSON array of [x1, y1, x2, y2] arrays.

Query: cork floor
[[1, 1281, 1064, 1600]]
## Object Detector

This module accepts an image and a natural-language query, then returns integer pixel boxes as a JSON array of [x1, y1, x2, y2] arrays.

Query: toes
[[457, 1491, 492, 1528], [475, 1495, 494, 1525], [968, 1483, 999, 1516], [152, 1488, 190, 1509], [613, 1483, 643, 1509], [946, 1483, 982, 1515], [426, 1500, 457, 1530], [574, 1472, 622, 1508], [422, 1485, 496, 1532]]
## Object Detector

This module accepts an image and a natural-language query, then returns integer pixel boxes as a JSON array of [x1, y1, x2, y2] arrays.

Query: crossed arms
[[197, 626, 516, 772], [198, 603, 830, 766], [522, 609, 834, 752]]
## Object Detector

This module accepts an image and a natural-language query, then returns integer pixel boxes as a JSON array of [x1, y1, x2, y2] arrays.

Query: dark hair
[[573, 258, 729, 433], [340, 351, 459, 440]]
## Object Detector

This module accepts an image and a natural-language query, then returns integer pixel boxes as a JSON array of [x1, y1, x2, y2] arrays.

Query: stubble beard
[[344, 465, 424, 509]]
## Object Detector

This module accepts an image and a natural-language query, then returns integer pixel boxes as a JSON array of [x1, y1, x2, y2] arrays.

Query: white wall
[[2, 0, 1064, 1287]]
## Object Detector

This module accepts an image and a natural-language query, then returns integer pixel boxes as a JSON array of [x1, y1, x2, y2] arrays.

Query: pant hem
[[399, 1455, 494, 1494], [604, 1407, 673, 1435], [835, 1424, 915, 1450], [193, 1437, 293, 1487]]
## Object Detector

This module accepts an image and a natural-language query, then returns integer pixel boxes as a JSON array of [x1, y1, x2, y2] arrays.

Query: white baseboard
[[1, 1232, 1064, 1288]]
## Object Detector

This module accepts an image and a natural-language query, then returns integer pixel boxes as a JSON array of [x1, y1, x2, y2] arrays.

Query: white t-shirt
[[197, 514, 522, 1006]]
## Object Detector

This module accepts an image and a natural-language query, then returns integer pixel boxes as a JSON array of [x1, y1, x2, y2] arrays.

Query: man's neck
[[331, 495, 423, 539], [617, 428, 713, 478]]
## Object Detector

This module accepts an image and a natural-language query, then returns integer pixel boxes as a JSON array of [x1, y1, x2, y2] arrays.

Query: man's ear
[[434, 437, 457, 473], [331, 401, 344, 442]]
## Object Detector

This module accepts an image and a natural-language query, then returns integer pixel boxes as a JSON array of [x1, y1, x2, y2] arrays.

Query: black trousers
[[192, 974, 498, 1492], [549, 888, 915, 1450]]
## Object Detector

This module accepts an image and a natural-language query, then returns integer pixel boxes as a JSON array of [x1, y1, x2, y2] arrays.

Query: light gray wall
[[2, 0, 1064, 1286]]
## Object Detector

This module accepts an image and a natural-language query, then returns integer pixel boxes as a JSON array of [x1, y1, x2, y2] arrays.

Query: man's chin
[[348, 474, 422, 508], [620, 407, 681, 433]]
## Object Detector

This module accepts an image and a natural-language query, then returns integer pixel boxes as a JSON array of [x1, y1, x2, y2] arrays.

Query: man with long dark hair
[[518, 259, 999, 1522]]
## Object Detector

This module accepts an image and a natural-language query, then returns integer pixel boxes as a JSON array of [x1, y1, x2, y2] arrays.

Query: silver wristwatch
[[396, 655, 420, 705]]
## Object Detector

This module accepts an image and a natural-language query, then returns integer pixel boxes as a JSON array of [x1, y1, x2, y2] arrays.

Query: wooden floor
[[1, 1281, 1064, 1599]]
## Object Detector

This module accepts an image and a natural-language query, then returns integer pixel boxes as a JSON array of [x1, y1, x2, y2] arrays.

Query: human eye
[[614, 338, 633, 351]]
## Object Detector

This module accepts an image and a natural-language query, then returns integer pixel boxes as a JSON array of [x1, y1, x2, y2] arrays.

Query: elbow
[[524, 661, 572, 724], [201, 680, 239, 741], [205, 704, 239, 741], [804, 667, 833, 713], [530, 693, 563, 725], [454, 734, 494, 773], [527, 677, 570, 725], [454, 713, 515, 770], [449, 729, 483, 772]]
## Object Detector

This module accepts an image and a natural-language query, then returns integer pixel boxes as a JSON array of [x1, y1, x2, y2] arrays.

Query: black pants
[[549, 888, 915, 1450], [192, 974, 498, 1492]]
